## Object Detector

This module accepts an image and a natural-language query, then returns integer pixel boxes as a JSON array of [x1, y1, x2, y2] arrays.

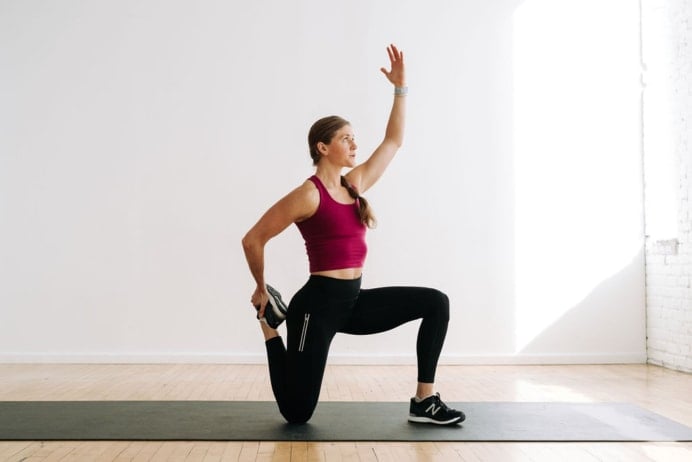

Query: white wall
[[0, 0, 645, 364], [642, 0, 692, 373]]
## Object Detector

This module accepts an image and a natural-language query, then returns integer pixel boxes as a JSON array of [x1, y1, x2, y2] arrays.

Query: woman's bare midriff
[[311, 268, 363, 280]]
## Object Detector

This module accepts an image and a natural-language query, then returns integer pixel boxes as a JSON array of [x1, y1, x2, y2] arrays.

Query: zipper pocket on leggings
[[298, 313, 311, 352]]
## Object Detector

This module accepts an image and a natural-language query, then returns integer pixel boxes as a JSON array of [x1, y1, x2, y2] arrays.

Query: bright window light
[[513, 0, 643, 351]]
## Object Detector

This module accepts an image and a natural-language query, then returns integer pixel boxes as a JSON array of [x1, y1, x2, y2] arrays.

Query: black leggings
[[265, 275, 450, 424]]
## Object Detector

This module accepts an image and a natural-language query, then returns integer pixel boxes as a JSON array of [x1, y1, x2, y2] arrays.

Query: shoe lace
[[431, 393, 452, 411]]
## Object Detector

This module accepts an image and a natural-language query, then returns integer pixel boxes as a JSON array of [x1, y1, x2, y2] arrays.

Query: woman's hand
[[380, 44, 406, 88], [251, 285, 269, 318]]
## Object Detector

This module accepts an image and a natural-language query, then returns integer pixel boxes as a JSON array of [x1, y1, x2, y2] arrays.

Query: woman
[[242, 44, 464, 426]]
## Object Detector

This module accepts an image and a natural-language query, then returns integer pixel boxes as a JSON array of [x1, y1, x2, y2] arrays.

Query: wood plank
[[1, 364, 691, 461]]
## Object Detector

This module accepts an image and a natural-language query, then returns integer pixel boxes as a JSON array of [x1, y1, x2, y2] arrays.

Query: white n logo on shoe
[[425, 403, 441, 416]]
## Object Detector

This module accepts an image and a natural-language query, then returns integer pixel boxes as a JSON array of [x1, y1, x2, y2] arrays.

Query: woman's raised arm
[[347, 44, 407, 193]]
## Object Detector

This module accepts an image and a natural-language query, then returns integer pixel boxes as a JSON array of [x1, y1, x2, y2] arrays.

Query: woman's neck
[[314, 166, 344, 190]]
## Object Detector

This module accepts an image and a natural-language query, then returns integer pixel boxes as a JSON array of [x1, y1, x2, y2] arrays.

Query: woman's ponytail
[[341, 176, 376, 229]]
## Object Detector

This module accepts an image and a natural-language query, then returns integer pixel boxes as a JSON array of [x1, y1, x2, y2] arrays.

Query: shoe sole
[[408, 414, 465, 425], [257, 284, 287, 329], [266, 284, 288, 317]]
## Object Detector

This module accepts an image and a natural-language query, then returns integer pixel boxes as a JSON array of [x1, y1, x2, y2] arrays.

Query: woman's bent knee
[[282, 407, 315, 424], [429, 288, 450, 322]]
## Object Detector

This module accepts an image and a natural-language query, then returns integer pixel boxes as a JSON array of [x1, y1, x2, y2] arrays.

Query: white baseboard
[[0, 352, 647, 365]]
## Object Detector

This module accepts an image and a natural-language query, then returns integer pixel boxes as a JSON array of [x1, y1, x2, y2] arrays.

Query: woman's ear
[[317, 142, 328, 155]]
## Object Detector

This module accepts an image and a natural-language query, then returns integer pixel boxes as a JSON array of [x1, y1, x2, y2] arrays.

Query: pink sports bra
[[295, 175, 367, 272]]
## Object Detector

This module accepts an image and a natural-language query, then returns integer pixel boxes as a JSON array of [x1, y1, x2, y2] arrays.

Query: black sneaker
[[408, 393, 465, 425], [255, 284, 288, 329]]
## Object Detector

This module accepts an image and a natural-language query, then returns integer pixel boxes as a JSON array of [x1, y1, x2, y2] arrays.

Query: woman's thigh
[[340, 286, 448, 335]]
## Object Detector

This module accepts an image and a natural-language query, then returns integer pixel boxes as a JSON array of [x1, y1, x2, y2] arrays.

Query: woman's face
[[321, 125, 358, 168]]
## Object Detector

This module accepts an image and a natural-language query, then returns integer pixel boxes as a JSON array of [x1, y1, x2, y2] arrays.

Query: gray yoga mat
[[1, 401, 691, 442]]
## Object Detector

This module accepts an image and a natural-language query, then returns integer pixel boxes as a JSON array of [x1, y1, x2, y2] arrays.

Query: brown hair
[[341, 175, 376, 229], [308, 116, 376, 228]]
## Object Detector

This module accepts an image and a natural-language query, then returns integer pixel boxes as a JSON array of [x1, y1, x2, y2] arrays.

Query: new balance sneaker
[[408, 393, 465, 425], [255, 284, 288, 329]]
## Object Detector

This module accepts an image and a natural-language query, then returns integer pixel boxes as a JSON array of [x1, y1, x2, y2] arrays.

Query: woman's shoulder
[[282, 177, 318, 197], [297, 177, 319, 196], [279, 178, 319, 223]]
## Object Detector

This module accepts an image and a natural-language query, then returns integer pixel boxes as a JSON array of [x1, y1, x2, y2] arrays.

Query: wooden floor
[[0, 363, 691, 461]]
